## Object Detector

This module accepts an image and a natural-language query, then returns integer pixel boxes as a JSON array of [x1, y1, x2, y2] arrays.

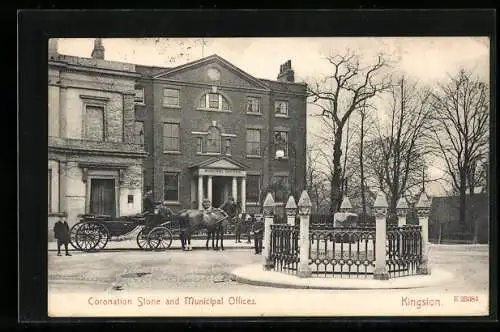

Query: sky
[[56, 37, 490, 196]]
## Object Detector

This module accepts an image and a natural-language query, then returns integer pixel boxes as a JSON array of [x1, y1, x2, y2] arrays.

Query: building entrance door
[[90, 178, 116, 217], [211, 177, 229, 208]]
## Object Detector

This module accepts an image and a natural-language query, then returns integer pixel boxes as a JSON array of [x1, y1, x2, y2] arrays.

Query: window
[[196, 137, 204, 153], [199, 93, 230, 111], [134, 121, 144, 146], [163, 123, 180, 151], [246, 175, 261, 203], [164, 173, 179, 202], [224, 139, 231, 155], [247, 97, 261, 113], [163, 88, 179, 107], [246, 129, 261, 156], [272, 175, 289, 203], [275, 101, 289, 116], [48, 169, 52, 213], [274, 131, 288, 157], [206, 126, 221, 153], [134, 87, 145, 104], [84, 105, 105, 141]]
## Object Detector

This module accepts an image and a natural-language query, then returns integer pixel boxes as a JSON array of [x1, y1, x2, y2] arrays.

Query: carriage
[[69, 205, 174, 252]]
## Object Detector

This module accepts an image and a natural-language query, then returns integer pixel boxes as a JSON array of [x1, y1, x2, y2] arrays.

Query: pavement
[[231, 263, 454, 290], [48, 238, 255, 251]]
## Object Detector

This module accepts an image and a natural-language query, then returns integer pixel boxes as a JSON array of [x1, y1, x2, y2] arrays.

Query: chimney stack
[[91, 38, 105, 60], [277, 59, 295, 83], [48, 38, 58, 60]]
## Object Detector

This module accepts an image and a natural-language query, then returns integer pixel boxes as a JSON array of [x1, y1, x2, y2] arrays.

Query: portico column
[[198, 175, 204, 210], [207, 176, 213, 204], [232, 177, 238, 202], [240, 177, 246, 213]]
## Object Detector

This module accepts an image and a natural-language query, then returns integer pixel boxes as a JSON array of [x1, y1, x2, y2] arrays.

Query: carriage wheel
[[148, 226, 173, 250], [75, 221, 109, 252], [69, 222, 85, 250], [136, 228, 154, 250]]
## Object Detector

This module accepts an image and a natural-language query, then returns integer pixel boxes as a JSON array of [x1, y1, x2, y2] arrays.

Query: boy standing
[[252, 214, 264, 254]]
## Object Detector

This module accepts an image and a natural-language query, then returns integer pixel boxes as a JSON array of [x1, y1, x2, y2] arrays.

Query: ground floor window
[[246, 175, 260, 203], [164, 172, 179, 202]]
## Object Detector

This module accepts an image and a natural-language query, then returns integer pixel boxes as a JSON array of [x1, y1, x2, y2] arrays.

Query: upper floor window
[[134, 87, 145, 104], [163, 123, 180, 152], [247, 97, 261, 113], [199, 93, 230, 111], [275, 101, 289, 116], [163, 88, 180, 107], [134, 121, 144, 146], [274, 131, 288, 158], [206, 126, 221, 153], [84, 105, 105, 141], [246, 129, 261, 156]]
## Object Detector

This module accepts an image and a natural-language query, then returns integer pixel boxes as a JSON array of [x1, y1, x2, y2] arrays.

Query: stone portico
[[189, 157, 249, 211]]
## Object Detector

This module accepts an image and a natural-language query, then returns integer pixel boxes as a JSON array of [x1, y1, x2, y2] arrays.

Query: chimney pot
[[91, 38, 105, 60], [277, 59, 295, 83]]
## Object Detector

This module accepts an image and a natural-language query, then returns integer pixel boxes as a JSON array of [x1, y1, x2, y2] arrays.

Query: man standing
[[252, 214, 264, 254], [143, 189, 158, 228], [219, 197, 238, 217], [53, 215, 71, 256]]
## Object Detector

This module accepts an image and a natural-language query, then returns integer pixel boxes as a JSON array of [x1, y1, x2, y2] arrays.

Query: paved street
[[49, 244, 489, 295]]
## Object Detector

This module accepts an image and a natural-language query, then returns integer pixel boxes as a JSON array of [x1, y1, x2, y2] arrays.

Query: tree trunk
[[459, 176, 467, 233], [330, 127, 344, 215], [438, 222, 443, 244], [359, 110, 367, 220]]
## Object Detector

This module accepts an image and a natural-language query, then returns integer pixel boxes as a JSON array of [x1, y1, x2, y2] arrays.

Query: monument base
[[373, 268, 389, 280], [417, 261, 431, 275], [297, 266, 312, 278]]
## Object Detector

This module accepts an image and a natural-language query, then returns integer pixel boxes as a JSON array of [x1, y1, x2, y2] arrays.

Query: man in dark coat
[[252, 214, 264, 254], [53, 216, 71, 256], [219, 197, 238, 218], [143, 189, 159, 228]]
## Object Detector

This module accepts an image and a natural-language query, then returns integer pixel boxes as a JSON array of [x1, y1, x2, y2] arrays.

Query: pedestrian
[[53, 215, 71, 256], [252, 214, 264, 254]]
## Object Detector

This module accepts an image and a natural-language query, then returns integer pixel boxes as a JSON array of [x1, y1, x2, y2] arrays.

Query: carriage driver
[[143, 189, 161, 228], [219, 196, 238, 218]]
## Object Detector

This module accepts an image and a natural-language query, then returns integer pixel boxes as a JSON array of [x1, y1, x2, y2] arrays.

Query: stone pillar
[[340, 195, 352, 213], [396, 197, 408, 227], [197, 175, 203, 210], [232, 177, 238, 202], [416, 192, 431, 275], [396, 197, 409, 258], [122, 93, 135, 143], [373, 191, 389, 280], [207, 176, 213, 204], [190, 178, 196, 208], [58, 161, 67, 214], [297, 190, 312, 278], [263, 193, 274, 270], [285, 195, 297, 226], [240, 177, 246, 213]]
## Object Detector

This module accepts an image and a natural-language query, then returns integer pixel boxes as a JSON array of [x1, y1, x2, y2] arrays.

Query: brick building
[[134, 54, 308, 214], [48, 38, 308, 232], [48, 39, 147, 232]]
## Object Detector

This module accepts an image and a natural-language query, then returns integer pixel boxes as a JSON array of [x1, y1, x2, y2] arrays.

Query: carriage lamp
[[415, 192, 431, 217], [285, 195, 297, 216], [373, 191, 388, 219], [396, 197, 409, 217], [297, 190, 312, 216]]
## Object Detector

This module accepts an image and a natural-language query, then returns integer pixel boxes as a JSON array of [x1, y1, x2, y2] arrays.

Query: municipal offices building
[[48, 38, 307, 230]]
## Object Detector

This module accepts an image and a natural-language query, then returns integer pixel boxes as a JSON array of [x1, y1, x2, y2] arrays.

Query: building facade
[[134, 55, 308, 214], [48, 39, 147, 233], [48, 39, 308, 235]]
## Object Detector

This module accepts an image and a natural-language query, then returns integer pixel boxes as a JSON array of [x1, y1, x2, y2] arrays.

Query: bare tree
[[428, 69, 489, 243], [308, 51, 392, 214], [365, 76, 435, 223]]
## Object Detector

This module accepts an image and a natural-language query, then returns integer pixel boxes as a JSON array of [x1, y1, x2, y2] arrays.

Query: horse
[[174, 208, 230, 251]]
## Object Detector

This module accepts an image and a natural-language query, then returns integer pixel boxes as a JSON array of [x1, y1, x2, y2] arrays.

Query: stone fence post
[[396, 197, 409, 257], [373, 191, 389, 280], [263, 192, 275, 270], [416, 192, 431, 275], [396, 197, 408, 228], [285, 195, 297, 226], [297, 190, 312, 278]]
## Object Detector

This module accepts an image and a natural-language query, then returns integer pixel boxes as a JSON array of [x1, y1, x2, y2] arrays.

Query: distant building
[[428, 193, 489, 243], [48, 39, 147, 232]]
